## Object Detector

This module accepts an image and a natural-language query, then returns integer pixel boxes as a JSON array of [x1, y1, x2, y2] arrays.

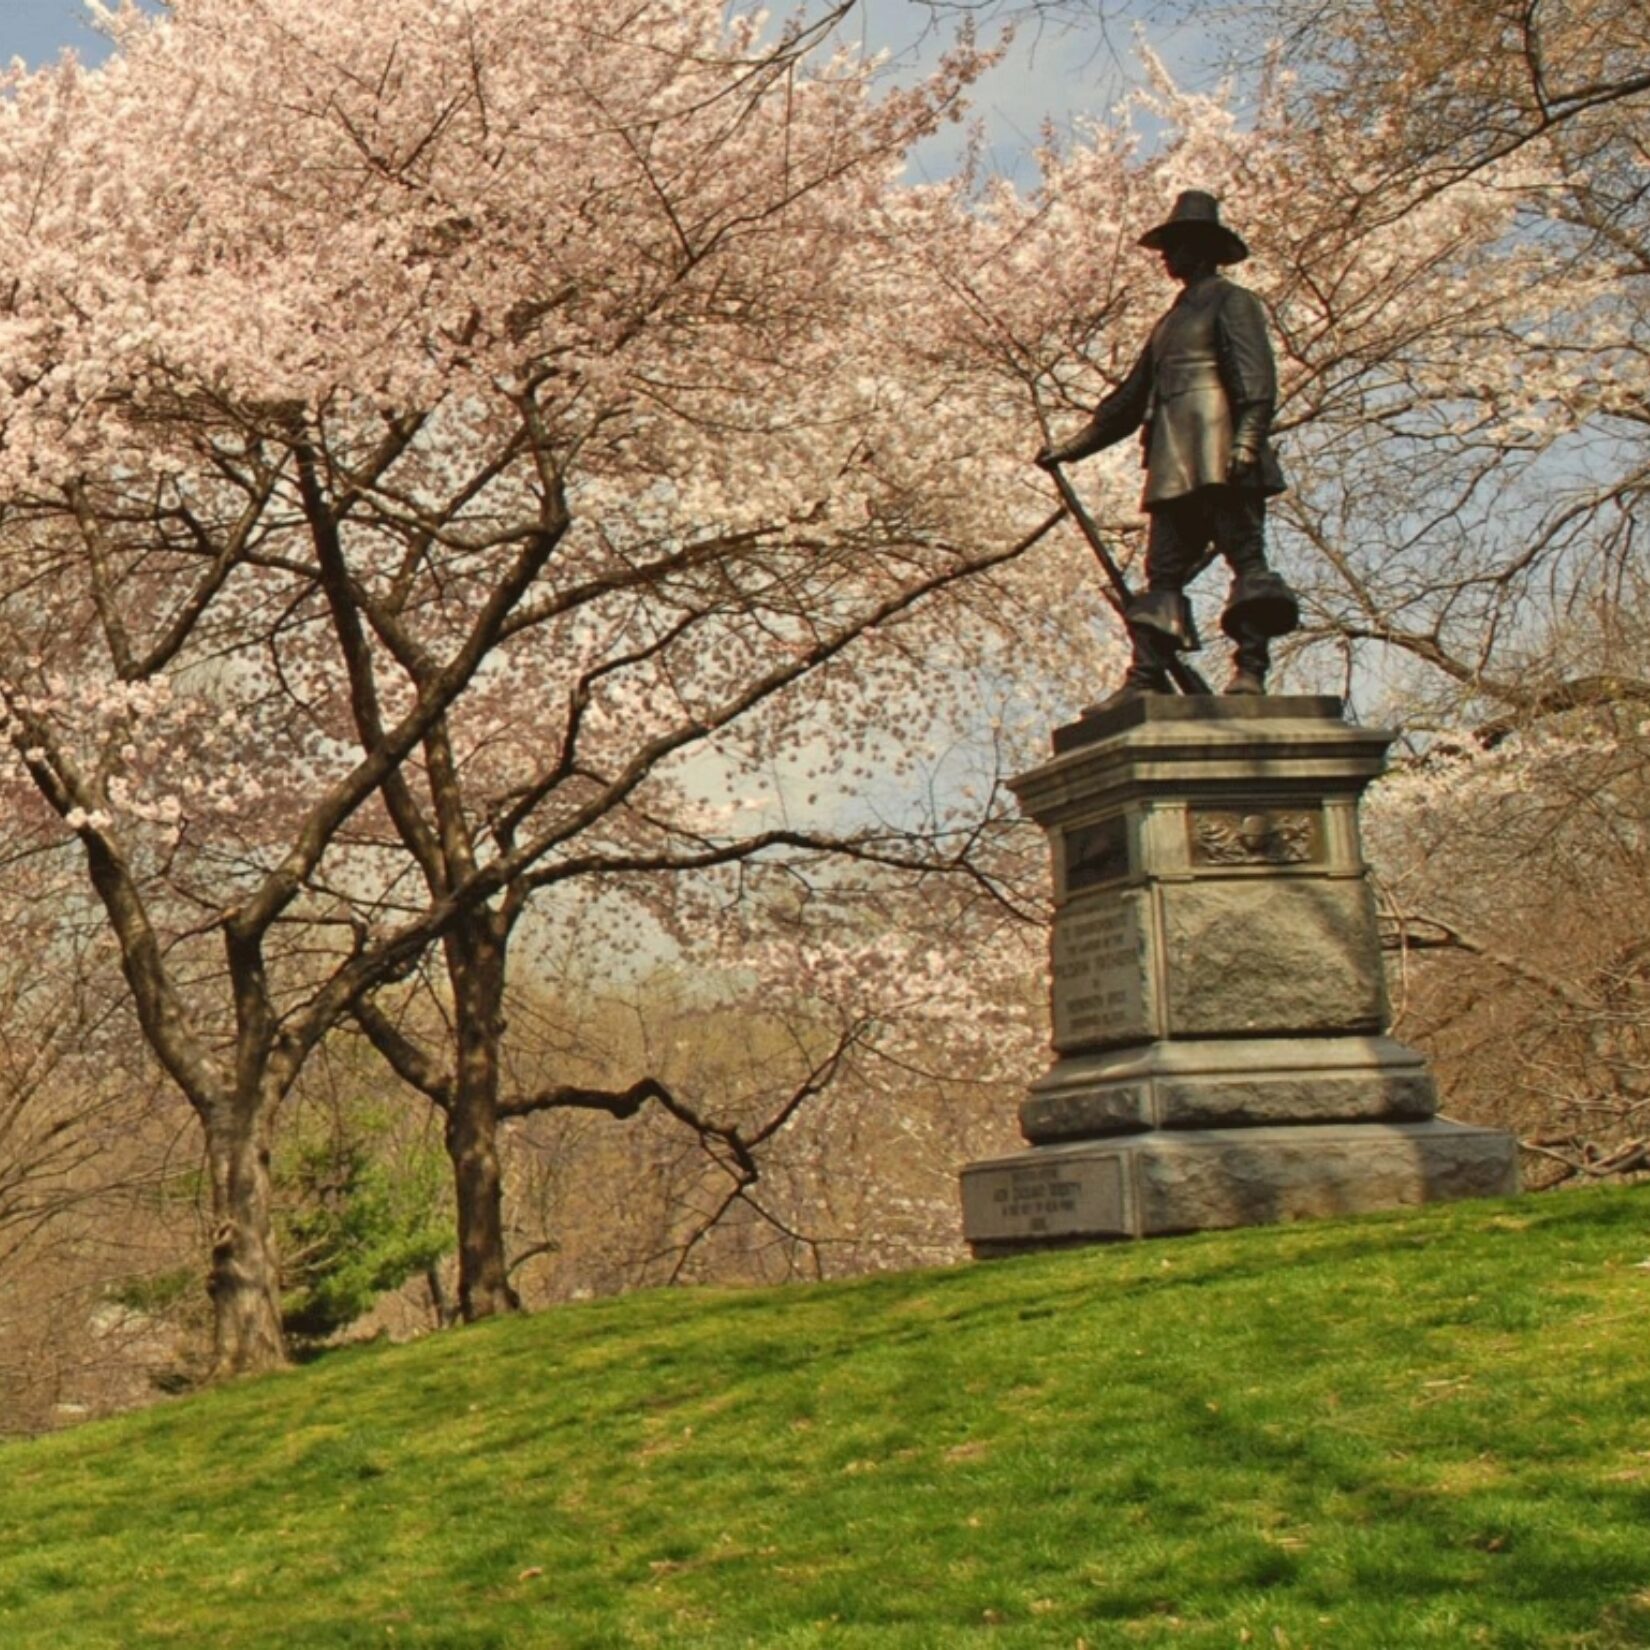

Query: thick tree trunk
[[204, 1105, 287, 1375], [444, 917, 521, 1321], [447, 1098, 519, 1320]]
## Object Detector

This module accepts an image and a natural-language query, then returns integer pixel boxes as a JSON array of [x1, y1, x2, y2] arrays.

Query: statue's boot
[[1083, 669, 1170, 717], [1083, 625, 1175, 717], [1220, 568, 1296, 699]]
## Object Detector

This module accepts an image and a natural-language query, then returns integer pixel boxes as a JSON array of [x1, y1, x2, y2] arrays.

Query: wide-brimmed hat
[[1137, 190, 1249, 265]]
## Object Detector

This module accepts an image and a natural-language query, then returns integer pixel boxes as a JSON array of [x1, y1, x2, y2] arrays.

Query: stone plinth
[[959, 696, 1518, 1255], [961, 1121, 1520, 1253]]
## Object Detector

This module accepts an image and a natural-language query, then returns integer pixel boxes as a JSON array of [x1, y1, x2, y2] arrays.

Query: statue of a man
[[1037, 190, 1298, 707]]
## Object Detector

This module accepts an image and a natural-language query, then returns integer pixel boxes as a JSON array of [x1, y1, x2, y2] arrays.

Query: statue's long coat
[[1063, 274, 1287, 506]]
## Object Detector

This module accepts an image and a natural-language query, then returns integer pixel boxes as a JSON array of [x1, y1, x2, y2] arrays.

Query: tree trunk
[[444, 916, 521, 1321], [447, 1099, 519, 1320], [204, 1105, 287, 1375]]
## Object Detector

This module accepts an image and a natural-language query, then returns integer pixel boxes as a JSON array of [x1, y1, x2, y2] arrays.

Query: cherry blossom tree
[[0, 0, 1118, 1370]]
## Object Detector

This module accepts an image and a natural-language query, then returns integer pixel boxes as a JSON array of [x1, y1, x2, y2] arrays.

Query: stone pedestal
[[960, 696, 1518, 1256]]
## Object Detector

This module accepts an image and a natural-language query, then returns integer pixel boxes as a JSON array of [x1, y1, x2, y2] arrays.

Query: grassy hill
[[1, 1187, 1648, 1649]]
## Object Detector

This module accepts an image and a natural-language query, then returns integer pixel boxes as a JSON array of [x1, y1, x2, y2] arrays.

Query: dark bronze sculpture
[[1037, 191, 1299, 707]]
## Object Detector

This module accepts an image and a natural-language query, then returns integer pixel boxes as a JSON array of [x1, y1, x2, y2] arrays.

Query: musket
[[1046, 462, 1212, 697]]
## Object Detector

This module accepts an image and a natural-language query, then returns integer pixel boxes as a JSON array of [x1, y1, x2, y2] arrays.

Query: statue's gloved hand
[[1037, 414, 1112, 470], [1228, 398, 1272, 487]]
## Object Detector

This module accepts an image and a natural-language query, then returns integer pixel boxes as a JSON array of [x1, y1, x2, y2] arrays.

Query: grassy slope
[[1, 1187, 1648, 1650]]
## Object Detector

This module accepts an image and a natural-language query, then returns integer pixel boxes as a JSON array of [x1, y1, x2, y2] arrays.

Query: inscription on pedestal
[[961, 1152, 1129, 1242], [1051, 891, 1155, 1049]]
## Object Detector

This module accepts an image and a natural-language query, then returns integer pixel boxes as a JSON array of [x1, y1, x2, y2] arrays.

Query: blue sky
[[0, 0, 113, 64]]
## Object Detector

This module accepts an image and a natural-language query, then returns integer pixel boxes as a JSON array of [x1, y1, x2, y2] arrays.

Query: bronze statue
[[1036, 190, 1298, 707]]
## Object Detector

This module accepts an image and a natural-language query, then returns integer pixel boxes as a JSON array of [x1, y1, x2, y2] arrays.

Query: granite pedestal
[[960, 696, 1518, 1256]]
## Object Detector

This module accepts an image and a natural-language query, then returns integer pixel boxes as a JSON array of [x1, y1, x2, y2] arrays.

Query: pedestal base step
[[960, 1120, 1519, 1257], [1022, 1034, 1437, 1140]]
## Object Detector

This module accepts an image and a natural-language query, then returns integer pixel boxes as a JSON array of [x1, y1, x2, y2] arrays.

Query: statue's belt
[[1154, 357, 1224, 398]]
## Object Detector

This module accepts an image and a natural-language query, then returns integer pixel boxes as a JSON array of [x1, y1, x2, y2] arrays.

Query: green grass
[[2, 1187, 1648, 1648]]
